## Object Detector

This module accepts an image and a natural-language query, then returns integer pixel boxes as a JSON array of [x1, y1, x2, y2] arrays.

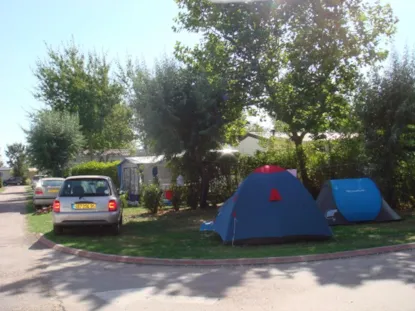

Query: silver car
[[33, 178, 65, 208], [52, 175, 123, 235]]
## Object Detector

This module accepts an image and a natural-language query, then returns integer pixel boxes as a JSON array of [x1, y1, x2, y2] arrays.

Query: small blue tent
[[201, 165, 332, 244], [316, 178, 401, 225]]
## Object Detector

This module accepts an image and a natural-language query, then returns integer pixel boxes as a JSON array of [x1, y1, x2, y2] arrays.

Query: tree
[[175, 0, 397, 190], [356, 50, 415, 207], [122, 57, 243, 208], [93, 103, 136, 153], [0, 148, 4, 168], [33, 41, 124, 154], [5, 143, 27, 177], [26, 110, 85, 177]]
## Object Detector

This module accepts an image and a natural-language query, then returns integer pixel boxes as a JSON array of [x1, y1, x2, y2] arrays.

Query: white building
[[0, 167, 11, 181]]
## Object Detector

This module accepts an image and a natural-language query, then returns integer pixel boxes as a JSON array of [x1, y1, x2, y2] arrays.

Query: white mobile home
[[117, 156, 172, 201]]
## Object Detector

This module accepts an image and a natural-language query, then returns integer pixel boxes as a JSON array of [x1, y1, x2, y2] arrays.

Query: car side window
[[109, 179, 117, 196]]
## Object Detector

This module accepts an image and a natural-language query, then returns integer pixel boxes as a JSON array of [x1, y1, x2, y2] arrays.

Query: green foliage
[[120, 192, 129, 209], [141, 183, 163, 214], [0, 177, 3, 188], [25, 110, 84, 177], [5, 143, 27, 178], [356, 50, 415, 206], [95, 103, 136, 151], [175, 0, 397, 188], [238, 148, 297, 179], [170, 184, 185, 211], [121, 56, 245, 208], [305, 138, 367, 196], [122, 57, 238, 158], [236, 137, 365, 197], [71, 161, 120, 187], [33, 41, 124, 153]]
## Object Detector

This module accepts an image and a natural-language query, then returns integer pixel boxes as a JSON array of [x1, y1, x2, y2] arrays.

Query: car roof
[[40, 177, 65, 181], [65, 175, 111, 180]]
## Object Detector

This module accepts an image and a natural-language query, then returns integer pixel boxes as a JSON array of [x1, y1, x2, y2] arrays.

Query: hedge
[[71, 161, 120, 187]]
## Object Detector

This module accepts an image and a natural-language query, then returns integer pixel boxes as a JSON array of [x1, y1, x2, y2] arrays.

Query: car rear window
[[42, 180, 64, 187], [60, 179, 111, 197]]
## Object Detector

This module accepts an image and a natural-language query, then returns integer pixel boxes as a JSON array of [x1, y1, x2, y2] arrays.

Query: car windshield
[[60, 179, 111, 197], [42, 180, 64, 187]]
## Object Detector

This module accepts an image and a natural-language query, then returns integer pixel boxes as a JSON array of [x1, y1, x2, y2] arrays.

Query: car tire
[[111, 220, 121, 236], [53, 225, 63, 235]]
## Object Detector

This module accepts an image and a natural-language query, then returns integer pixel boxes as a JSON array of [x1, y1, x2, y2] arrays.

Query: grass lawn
[[25, 190, 415, 259]]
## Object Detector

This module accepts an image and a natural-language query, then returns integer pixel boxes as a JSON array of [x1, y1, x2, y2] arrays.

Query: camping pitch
[[200, 165, 332, 245], [316, 178, 401, 226]]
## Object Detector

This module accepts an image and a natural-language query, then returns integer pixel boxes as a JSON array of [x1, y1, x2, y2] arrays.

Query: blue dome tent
[[200, 165, 332, 244], [316, 178, 401, 225]]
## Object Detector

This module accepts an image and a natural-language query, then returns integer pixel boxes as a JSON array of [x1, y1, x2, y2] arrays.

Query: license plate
[[48, 189, 59, 193], [74, 203, 96, 209]]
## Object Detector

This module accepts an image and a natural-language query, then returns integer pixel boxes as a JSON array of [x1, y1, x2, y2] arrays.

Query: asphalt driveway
[[0, 186, 414, 311]]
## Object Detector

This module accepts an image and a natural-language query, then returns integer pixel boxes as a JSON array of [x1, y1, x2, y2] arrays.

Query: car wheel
[[111, 221, 121, 236], [53, 225, 63, 235]]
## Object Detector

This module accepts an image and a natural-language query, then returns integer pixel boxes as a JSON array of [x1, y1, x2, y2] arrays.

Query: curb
[[37, 234, 415, 266]]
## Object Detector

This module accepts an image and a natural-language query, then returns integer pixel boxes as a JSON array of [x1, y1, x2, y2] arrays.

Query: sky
[[0, 0, 414, 163]]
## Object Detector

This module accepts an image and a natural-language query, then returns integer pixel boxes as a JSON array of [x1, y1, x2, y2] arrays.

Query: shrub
[[0, 177, 3, 188], [170, 184, 185, 211], [141, 183, 163, 214], [208, 176, 236, 206], [238, 148, 297, 179], [120, 192, 129, 209], [71, 161, 120, 187], [305, 138, 366, 196]]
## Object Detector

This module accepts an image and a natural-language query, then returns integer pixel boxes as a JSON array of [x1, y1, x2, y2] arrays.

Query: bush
[[238, 148, 297, 179], [170, 185, 185, 211], [208, 176, 236, 206], [71, 161, 120, 187], [141, 183, 163, 214], [305, 138, 366, 196], [0, 177, 3, 188], [120, 192, 129, 209]]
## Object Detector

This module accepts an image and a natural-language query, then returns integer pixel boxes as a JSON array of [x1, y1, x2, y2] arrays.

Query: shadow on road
[[0, 234, 413, 311], [0, 185, 414, 310]]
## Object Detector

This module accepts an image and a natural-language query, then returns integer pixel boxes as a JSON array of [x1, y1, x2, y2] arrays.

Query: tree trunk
[[199, 163, 210, 209], [292, 134, 313, 192], [383, 153, 398, 208]]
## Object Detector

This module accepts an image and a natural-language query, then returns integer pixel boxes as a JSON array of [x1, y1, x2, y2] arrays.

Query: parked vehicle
[[33, 178, 65, 209], [31, 175, 47, 189], [3, 177, 23, 186], [52, 175, 123, 235]]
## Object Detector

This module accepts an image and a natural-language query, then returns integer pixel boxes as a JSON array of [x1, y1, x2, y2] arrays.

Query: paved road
[[0, 186, 414, 311]]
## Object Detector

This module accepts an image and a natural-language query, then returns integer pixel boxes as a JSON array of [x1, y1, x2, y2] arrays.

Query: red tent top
[[254, 165, 286, 174]]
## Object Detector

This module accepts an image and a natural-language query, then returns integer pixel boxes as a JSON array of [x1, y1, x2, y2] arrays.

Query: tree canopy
[[33, 41, 126, 153], [122, 57, 244, 207], [174, 0, 397, 188], [356, 50, 415, 205], [25, 110, 85, 177], [5, 143, 27, 177]]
